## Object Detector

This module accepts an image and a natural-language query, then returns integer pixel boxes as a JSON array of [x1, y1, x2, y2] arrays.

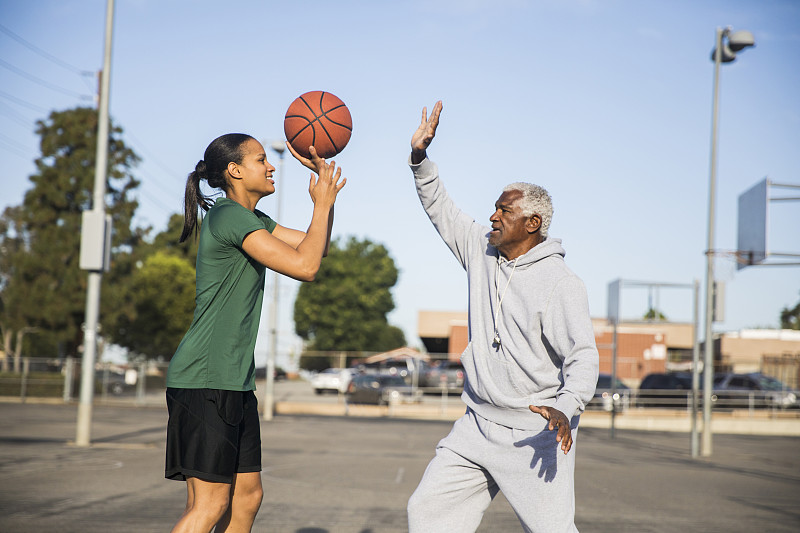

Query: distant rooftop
[[725, 329, 800, 341]]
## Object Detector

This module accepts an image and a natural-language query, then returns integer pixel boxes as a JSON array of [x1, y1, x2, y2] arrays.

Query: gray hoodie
[[412, 157, 599, 430]]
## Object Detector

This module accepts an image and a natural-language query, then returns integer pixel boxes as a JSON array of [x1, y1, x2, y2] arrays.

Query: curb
[[275, 401, 800, 436], [5, 396, 799, 436]]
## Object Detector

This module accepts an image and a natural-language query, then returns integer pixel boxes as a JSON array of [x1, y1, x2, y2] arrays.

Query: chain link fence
[[0, 357, 168, 406], [5, 352, 797, 417], [0, 351, 469, 405]]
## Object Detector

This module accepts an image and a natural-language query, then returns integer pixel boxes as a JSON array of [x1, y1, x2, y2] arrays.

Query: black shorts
[[165, 388, 262, 483]]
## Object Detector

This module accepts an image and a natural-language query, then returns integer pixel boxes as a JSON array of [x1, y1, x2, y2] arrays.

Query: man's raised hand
[[411, 100, 443, 164]]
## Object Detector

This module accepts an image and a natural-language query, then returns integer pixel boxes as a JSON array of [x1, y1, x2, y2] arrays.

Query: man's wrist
[[410, 149, 427, 165]]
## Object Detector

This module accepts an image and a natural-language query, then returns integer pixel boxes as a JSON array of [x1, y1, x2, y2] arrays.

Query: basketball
[[283, 91, 352, 159]]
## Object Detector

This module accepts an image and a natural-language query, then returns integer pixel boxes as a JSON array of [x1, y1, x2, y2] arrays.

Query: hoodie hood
[[490, 237, 566, 270]]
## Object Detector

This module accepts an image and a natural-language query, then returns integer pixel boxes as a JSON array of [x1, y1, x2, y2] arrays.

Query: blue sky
[[1, 0, 799, 366]]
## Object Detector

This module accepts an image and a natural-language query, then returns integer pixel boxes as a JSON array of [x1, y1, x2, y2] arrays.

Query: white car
[[311, 368, 353, 394]]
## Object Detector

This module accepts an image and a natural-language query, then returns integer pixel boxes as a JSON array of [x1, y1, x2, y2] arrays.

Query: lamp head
[[270, 140, 286, 155], [711, 44, 737, 63], [711, 28, 755, 63], [727, 30, 755, 52]]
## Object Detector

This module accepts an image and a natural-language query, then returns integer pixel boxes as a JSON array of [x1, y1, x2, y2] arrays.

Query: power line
[[0, 58, 93, 100], [0, 22, 94, 77], [137, 166, 181, 201], [0, 140, 32, 160], [0, 101, 35, 128], [122, 130, 186, 222], [0, 23, 179, 228], [0, 131, 30, 152], [125, 131, 184, 185], [0, 89, 49, 113], [136, 169, 183, 218]]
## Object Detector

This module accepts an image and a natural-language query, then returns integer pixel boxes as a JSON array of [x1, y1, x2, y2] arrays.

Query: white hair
[[503, 182, 553, 238]]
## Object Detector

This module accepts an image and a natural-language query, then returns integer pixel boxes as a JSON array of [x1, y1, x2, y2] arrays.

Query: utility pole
[[75, 0, 115, 447]]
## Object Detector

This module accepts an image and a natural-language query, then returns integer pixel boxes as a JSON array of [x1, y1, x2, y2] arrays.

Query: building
[[417, 310, 468, 360], [592, 319, 696, 385], [715, 329, 800, 388], [417, 310, 800, 387]]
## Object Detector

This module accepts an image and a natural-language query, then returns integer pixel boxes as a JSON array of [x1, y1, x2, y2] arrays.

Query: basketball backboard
[[736, 178, 768, 270]]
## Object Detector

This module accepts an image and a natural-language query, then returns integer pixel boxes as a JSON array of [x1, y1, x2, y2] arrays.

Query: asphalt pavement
[[0, 395, 798, 533]]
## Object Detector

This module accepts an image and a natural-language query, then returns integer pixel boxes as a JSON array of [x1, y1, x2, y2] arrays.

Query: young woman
[[165, 134, 345, 532]]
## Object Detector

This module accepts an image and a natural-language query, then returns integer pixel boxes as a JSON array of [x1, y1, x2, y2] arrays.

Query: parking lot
[[0, 398, 798, 532]]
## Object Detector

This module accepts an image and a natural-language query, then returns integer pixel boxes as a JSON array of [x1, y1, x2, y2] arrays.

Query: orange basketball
[[283, 91, 352, 159]]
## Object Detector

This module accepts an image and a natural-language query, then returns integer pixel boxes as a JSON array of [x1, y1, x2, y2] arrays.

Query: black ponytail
[[179, 133, 255, 243]]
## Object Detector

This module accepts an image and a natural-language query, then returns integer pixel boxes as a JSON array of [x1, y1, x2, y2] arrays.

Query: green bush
[[0, 372, 65, 397]]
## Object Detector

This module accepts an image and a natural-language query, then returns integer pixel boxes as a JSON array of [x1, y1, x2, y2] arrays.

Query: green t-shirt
[[167, 198, 277, 391]]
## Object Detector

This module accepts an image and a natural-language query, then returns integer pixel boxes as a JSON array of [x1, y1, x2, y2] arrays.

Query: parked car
[[712, 372, 798, 410], [589, 373, 630, 411], [310, 368, 353, 394], [637, 372, 696, 408], [255, 366, 288, 381], [101, 369, 137, 396], [358, 359, 419, 383], [346, 373, 423, 405], [420, 360, 465, 392]]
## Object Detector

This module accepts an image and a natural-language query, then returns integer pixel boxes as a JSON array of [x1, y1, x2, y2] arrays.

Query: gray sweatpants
[[407, 408, 579, 533]]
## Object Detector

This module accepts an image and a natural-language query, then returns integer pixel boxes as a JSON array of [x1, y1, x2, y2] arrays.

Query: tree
[[294, 236, 406, 363], [0, 107, 146, 362], [780, 293, 800, 330], [113, 251, 196, 359], [644, 308, 667, 321], [145, 213, 198, 264], [99, 214, 198, 361]]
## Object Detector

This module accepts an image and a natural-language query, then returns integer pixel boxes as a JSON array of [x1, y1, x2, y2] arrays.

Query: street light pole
[[263, 140, 285, 421], [702, 27, 755, 457]]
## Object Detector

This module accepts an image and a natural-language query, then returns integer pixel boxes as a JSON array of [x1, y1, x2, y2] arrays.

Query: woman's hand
[[286, 142, 327, 175], [308, 159, 346, 209], [243, 147, 345, 283]]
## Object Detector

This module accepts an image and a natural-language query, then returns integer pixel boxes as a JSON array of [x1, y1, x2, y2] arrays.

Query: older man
[[406, 101, 599, 533]]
